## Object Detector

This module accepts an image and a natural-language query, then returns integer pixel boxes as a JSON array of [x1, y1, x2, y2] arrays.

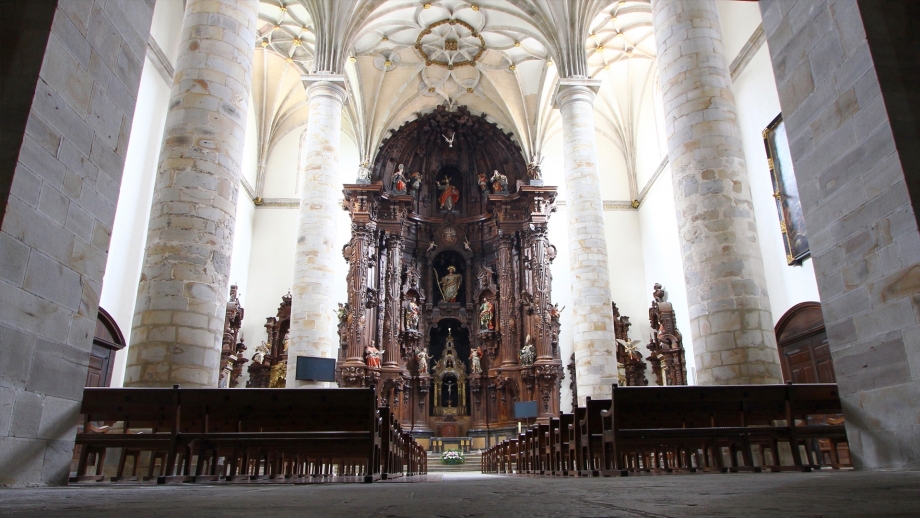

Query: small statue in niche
[[282, 331, 291, 352], [252, 341, 270, 364], [435, 265, 462, 303], [416, 347, 430, 374], [478, 172, 489, 193], [437, 176, 460, 211], [391, 164, 408, 194], [479, 297, 494, 331], [470, 347, 483, 373], [408, 170, 423, 196], [365, 344, 384, 368], [520, 335, 536, 366], [404, 296, 421, 331], [490, 170, 509, 194]]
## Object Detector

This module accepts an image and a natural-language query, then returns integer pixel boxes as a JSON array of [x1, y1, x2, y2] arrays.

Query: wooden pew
[[74, 387, 181, 482], [600, 383, 849, 475], [578, 397, 611, 476], [72, 387, 425, 483]]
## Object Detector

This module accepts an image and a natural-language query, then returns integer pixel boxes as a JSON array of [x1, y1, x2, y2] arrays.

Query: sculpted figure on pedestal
[[470, 347, 482, 373], [391, 164, 408, 194], [479, 298, 494, 331], [490, 170, 509, 194], [436, 265, 462, 303], [520, 335, 536, 366]]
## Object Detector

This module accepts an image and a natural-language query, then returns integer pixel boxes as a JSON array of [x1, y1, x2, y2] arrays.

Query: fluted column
[[288, 80, 348, 387], [556, 82, 617, 404], [126, 0, 258, 387], [651, 0, 782, 384]]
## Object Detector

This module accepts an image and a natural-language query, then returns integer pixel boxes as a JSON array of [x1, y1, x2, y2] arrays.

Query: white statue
[[470, 347, 483, 374], [252, 341, 270, 364], [520, 335, 536, 366]]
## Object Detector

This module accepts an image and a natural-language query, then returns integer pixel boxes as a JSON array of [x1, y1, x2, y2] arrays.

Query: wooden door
[[775, 302, 836, 383]]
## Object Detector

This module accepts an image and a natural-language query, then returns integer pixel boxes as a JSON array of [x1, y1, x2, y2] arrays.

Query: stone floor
[[1, 471, 919, 517]]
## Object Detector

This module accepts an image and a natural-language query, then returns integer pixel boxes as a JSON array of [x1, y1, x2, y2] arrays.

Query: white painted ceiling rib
[[250, 0, 658, 200]]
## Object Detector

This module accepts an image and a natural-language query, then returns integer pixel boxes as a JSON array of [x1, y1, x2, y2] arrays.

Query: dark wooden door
[[775, 302, 836, 383], [781, 332, 835, 384]]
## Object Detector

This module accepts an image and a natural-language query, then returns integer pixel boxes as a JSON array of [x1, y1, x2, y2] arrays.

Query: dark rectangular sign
[[294, 356, 336, 382], [513, 400, 538, 419]]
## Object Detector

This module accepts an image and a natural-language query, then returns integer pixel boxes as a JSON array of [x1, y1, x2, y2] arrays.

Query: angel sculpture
[[442, 132, 455, 148], [252, 341, 270, 364], [616, 338, 643, 360]]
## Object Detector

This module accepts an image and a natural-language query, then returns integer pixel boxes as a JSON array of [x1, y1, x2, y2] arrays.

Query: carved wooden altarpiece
[[219, 285, 248, 388], [247, 291, 291, 388], [336, 105, 562, 437], [646, 284, 688, 386], [612, 301, 647, 386]]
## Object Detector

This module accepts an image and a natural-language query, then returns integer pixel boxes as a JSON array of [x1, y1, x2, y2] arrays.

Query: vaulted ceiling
[[250, 0, 658, 200]]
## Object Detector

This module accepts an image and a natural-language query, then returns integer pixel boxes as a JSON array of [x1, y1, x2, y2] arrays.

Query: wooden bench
[[72, 387, 425, 483], [600, 383, 849, 474], [481, 383, 849, 477]]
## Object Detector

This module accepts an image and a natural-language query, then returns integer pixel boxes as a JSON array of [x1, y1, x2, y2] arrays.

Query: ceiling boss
[[415, 18, 486, 69]]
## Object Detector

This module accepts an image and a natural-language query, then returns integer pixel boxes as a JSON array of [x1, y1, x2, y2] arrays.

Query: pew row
[[482, 383, 850, 476], [71, 387, 427, 483]]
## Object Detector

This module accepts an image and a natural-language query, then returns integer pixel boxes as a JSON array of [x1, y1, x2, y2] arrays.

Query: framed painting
[[763, 114, 810, 265]]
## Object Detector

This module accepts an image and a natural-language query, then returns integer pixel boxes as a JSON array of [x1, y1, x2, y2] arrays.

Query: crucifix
[[445, 380, 455, 407]]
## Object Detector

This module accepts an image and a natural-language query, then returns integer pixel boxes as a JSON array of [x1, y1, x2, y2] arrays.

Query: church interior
[[1, 0, 919, 514]]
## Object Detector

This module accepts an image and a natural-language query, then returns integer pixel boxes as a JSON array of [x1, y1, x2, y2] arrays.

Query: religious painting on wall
[[763, 114, 810, 265]]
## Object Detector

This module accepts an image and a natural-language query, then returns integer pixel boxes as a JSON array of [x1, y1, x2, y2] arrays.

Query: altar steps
[[426, 452, 482, 472]]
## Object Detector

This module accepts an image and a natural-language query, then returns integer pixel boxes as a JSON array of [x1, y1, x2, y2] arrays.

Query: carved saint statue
[[478, 172, 489, 193], [416, 347, 430, 374], [404, 296, 421, 331], [437, 176, 460, 211], [408, 170, 423, 196], [520, 335, 536, 366], [365, 344, 384, 368], [282, 331, 291, 352], [527, 155, 543, 181], [252, 341, 270, 364], [490, 170, 509, 194], [479, 298, 494, 331], [435, 265, 462, 303], [470, 347, 483, 373], [391, 164, 408, 194]]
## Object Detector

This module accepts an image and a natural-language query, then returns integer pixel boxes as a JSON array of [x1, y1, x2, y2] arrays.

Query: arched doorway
[[774, 302, 835, 383], [86, 307, 126, 387]]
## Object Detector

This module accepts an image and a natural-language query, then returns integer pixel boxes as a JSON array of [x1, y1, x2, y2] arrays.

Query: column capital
[[553, 78, 602, 110], [303, 74, 349, 105]]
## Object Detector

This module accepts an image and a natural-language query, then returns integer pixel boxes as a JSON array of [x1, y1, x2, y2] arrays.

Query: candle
[[518, 421, 521, 434]]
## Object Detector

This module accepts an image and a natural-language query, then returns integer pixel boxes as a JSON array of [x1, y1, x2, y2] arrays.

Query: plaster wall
[[729, 44, 821, 322], [637, 166, 697, 385]]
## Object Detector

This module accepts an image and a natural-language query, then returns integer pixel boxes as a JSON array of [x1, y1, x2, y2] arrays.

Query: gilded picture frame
[[763, 114, 810, 265]]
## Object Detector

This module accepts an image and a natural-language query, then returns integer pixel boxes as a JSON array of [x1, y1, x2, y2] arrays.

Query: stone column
[[651, 0, 782, 385], [126, 0, 258, 388], [287, 80, 348, 387], [555, 81, 618, 404]]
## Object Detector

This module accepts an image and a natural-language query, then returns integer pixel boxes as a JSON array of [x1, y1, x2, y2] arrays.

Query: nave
[[2, 471, 919, 518]]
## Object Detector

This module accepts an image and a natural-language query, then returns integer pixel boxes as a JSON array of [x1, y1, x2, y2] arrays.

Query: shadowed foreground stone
[[1, 471, 919, 517]]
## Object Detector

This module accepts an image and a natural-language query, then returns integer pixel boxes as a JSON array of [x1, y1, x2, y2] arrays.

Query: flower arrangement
[[441, 450, 465, 465]]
